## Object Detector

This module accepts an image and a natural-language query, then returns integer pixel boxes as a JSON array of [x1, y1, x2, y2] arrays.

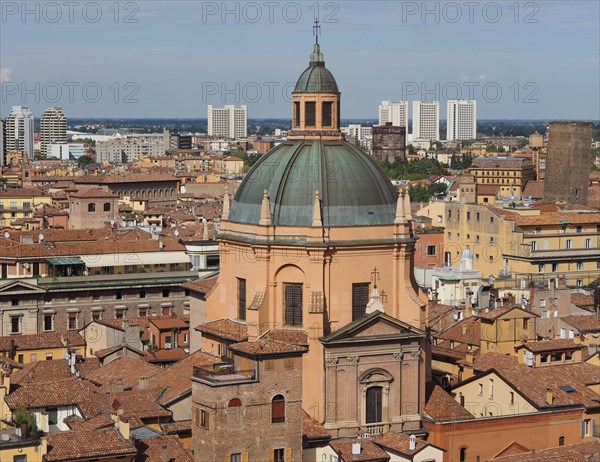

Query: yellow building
[[445, 202, 600, 286], [469, 157, 535, 198], [0, 188, 52, 229], [477, 306, 539, 354], [0, 431, 47, 462], [0, 332, 86, 365]]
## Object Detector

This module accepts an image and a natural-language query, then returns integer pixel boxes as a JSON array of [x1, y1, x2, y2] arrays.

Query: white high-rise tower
[[447, 100, 477, 141], [412, 101, 439, 141], [208, 105, 248, 138], [378, 101, 408, 127], [40, 107, 67, 155], [5, 106, 35, 160]]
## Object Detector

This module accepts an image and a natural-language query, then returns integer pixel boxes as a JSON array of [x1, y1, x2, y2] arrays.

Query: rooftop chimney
[[546, 387, 554, 405], [351, 442, 361, 455]]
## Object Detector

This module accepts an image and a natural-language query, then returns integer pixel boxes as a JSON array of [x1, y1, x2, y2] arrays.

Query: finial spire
[[222, 187, 230, 220], [259, 189, 272, 226], [313, 17, 321, 45], [312, 190, 322, 227]]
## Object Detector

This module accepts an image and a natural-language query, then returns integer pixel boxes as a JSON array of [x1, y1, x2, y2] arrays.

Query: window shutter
[[285, 448, 292, 462], [269, 450, 274, 462], [206, 411, 210, 430], [581, 419, 585, 437], [242, 452, 249, 462], [224, 455, 229, 462], [195, 408, 199, 426]]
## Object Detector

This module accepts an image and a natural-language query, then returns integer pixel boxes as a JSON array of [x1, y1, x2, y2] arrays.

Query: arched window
[[271, 394, 285, 423], [103, 202, 111, 212], [88, 203, 95, 212], [365, 386, 382, 424], [228, 398, 241, 408], [459, 447, 467, 462], [559, 436, 565, 446]]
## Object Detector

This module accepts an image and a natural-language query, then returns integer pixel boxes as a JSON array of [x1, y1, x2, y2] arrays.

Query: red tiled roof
[[160, 420, 192, 434], [149, 316, 189, 330], [66, 414, 114, 432], [489, 440, 600, 462], [261, 328, 309, 346], [424, 384, 473, 421], [196, 318, 248, 342], [134, 435, 194, 462], [45, 428, 137, 461], [0, 331, 85, 352], [139, 350, 220, 405], [561, 315, 600, 333], [229, 339, 308, 357], [374, 432, 437, 456], [85, 356, 161, 392], [515, 339, 585, 353], [182, 275, 218, 295], [329, 439, 390, 462], [302, 411, 331, 440]]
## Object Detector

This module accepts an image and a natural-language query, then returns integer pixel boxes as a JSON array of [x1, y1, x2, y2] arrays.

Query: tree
[[77, 155, 94, 168], [408, 184, 431, 203]]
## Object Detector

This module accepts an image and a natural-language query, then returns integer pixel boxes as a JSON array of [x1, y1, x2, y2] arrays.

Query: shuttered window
[[237, 278, 246, 321], [352, 283, 370, 321], [305, 102, 316, 127], [284, 284, 303, 326], [271, 395, 285, 423]]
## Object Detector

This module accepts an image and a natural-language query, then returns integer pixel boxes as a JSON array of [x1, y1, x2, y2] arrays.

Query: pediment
[[0, 280, 46, 295], [492, 441, 531, 458], [321, 311, 425, 344]]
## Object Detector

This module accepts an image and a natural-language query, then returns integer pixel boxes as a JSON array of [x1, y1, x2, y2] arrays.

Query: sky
[[1, 0, 599, 120]]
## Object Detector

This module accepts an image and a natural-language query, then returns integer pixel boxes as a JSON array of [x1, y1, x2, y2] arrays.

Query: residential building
[[5, 106, 34, 160], [148, 316, 189, 350], [469, 157, 536, 200], [40, 107, 67, 155], [68, 188, 119, 229], [192, 337, 307, 461], [46, 142, 84, 161], [207, 104, 248, 138], [0, 331, 86, 364], [446, 100, 477, 141], [378, 100, 408, 127], [412, 101, 439, 141], [543, 121, 592, 206], [0, 187, 52, 228], [95, 136, 165, 164]]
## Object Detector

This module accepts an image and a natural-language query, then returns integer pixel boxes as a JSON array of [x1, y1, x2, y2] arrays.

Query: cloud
[[0, 68, 13, 83]]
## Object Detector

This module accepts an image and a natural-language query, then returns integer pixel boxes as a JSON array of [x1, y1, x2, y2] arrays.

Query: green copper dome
[[228, 139, 398, 227], [293, 44, 339, 94]]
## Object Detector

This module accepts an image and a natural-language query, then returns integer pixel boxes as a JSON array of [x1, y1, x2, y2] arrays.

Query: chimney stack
[[545, 387, 554, 405], [351, 442, 361, 455]]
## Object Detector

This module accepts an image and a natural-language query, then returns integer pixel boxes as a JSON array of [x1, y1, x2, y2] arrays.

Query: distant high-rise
[[379, 101, 408, 128], [207, 105, 248, 138], [40, 107, 67, 155], [543, 121, 592, 206], [447, 100, 476, 141], [5, 106, 35, 160], [0, 117, 4, 166], [412, 101, 439, 141]]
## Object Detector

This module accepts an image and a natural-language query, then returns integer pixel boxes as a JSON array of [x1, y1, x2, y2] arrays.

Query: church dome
[[293, 44, 339, 94], [228, 139, 398, 227]]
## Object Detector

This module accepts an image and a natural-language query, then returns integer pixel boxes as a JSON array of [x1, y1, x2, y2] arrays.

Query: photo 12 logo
[[400, 1, 540, 24], [1, 1, 140, 24], [1, 81, 140, 104], [200, 1, 339, 24], [401, 81, 540, 104], [202, 81, 296, 104]]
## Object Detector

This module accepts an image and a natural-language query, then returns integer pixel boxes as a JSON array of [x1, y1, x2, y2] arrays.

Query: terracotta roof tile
[[45, 428, 137, 461], [302, 411, 331, 440], [149, 316, 189, 330], [473, 353, 600, 410], [261, 328, 309, 346], [229, 339, 308, 357], [425, 384, 474, 421], [139, 350, 220, 405], [570, 294, 596, 311], [160, 420, 192, 434], [85, 356, 161, 392], [66, 414, 115, 432], [196, 318, 248, 342], [438, 318, 481, 346], [93, 343, 145, 359], [561, 315, 600, 333], [182, 275, 218, 295], [515, 339, 585, 353], [374, 432, 434, 456], [489, 440, 600, 462], [0, 331, 85, 352], [11, 360, 72, 385], [114, 389, 172, 425], [329, 439, 390, 462], [134, 435, 194, 462]]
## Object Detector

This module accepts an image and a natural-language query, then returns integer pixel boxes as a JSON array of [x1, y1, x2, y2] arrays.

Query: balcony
[[363, 422, 390, 436], [193, 363, 257, 386]]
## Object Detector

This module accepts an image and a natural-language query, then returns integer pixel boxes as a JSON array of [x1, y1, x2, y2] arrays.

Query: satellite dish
[[120, 221, 126, 227], [3, 232, 9, 239], [174, 230, 179, 237], [39, 233, 45, 242]]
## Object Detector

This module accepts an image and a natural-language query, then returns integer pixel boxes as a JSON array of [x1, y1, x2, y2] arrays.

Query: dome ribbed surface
[[294, 64, 339, 93], [228, 140, 398, 227]]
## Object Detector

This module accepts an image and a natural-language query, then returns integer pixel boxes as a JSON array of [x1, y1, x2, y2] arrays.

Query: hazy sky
[[1, 1, 599, 120]]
